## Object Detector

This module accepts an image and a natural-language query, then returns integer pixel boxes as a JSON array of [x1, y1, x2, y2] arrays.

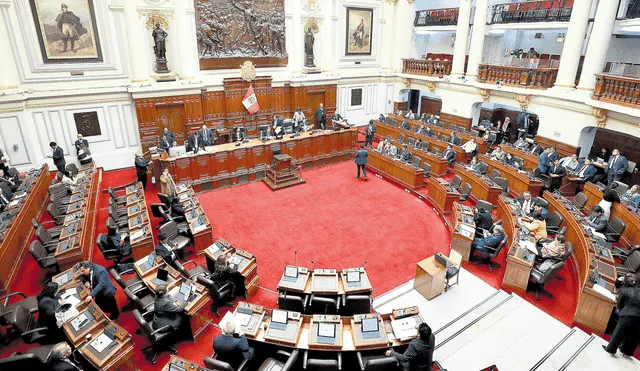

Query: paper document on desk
[[90, 333, 113, 353], [235, 312, 252, 327], [70, 313, 89, 331], [391, 318, 418, 340], [8, 200, 19, 207], [593, 284, 616, 301], [193, 224, 207, 233], [130, 229, 145, 241], [458, 224, 475, 238], [519, 240, 537, 254], [592, 230, 606, 240]]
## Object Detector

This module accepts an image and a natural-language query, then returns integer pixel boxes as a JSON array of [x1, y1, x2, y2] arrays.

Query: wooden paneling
[[419, 96, 442, 116], [201, 91, 226, 128], [367, 151, 424, 190], [291, 84, 337, 127], [455, 165, 502, 205], [479, 155, 542, 197], [393, 102, 408, 114], [535, 135, 578, 157], [440, 112, 472, 132]]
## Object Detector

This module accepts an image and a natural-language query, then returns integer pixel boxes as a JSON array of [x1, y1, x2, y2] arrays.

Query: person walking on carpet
[[354, 144, 368, 180]]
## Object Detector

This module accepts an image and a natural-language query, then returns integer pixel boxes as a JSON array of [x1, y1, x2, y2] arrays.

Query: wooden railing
[[491, 0, 572, 24], [402, 59, 452, 77], [414, 8, 460, 27], [626, 0, 640, 19], [593, 73, 640, 108], [478, 64, 558, 89]]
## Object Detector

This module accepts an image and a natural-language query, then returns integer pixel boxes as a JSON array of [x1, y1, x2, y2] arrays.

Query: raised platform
[[263, 168, 306, 190]]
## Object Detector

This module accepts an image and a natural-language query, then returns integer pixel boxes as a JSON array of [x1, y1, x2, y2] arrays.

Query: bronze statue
[[304, 27, 315, 67], [152, 23, 169, 73]]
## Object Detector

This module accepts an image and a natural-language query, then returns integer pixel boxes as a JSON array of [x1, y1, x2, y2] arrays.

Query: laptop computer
[[345, 270, 361, 288], [175, 282, 194, 303], [361, 317, 380, 339], [269, 309, 288, 331], [151, 268, 169, 286], [317, 322, 336, 344], [140, 253, 156, 271], [282, 266, 298, 282]]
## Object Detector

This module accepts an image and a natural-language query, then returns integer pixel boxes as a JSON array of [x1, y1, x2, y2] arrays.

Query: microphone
[[310, 260, 321, 269], [359, 261, 368, 271], [294, 251, 297, 267]]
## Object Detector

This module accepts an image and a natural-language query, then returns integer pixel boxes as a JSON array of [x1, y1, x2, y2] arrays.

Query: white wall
[[337, 82, 388, 126], [606, 36, 640, 65]]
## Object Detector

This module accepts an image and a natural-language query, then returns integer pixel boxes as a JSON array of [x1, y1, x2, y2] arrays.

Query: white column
[[392, 0, 412, 71], [553, 0, 591, 88], [174, 0, 196, 79], [291, 0, 303, 75], [381, 0, 396, 70], [577, 0, 619, 91], [123, 1, 148, 82], [451, 0, 473, 76], [0, 9, 19, 90], [322, 1, 334, 73], [466, 0, 489, 78]]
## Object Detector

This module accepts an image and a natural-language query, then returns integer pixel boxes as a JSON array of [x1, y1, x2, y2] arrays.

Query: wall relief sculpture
[[196, 0, 288, 70]]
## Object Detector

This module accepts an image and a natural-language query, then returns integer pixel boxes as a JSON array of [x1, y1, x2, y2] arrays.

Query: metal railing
[[626, 0, 640, 19], [491, 0, 573, 24], [414, 8, 460, 27]]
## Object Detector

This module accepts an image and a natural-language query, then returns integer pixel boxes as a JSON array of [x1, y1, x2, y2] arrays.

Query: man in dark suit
[[603, 275, 640, 357], [530, 202, 550, 222], [186, 131, 204, 153], [161, 127, 176, 146], [400, 144, 412, 162], [442, 144, 456, 165], [48, 342, 83, 371], [575, 159, 597, 183], [400, 119, 410, 130], [134, 153, 151, 189], [423, 126, 434, 137], [153, 284, 187, 334], [0, 187, 11, 210], [587, 206, 608, 232], [548, 147, 560, 162], [515, 191, 537, 215], [448, 131, 462, 146], [105, 226, 131, 259], [386, 322, 435, 371], [272, 114, 284, 138], [74, 261, 119, 319], [315, 103, 326, 130], [499, 117, 512, 144], [364, 120, 376, 147], [473, 207, 493, 238], [606, 149, 629, 185], [471, 225, 505, 253], [213, 319, 255, 366], [74, 134, 91, 165], [49, 142, 66, 173], [155, 233, 179, 268], [199, 125, 213, 146], [354, 145, 368, 180], [537, 147, 552, 174], [330, 111, 343, 130], [548, 158, 566, 192], [529, 141, 543, 156], [513, 135, 531, 151]]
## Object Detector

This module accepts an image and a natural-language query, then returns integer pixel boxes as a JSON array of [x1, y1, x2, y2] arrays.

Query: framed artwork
[[29, 0, 103, 63], [73, 111, 101, 137], [345, 7, 373, 56], [350, 88, 363, 107]]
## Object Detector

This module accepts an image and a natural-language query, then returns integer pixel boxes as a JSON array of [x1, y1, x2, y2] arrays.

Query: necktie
[[578, 166, 586, 177], [1, 195, 7, 204], [610, 156, 617, 169], [591, 215, 596, 223]]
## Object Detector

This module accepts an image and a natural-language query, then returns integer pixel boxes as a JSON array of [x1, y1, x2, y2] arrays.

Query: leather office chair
[[204, 355, 249, 371], [196, 275, 235, 316], [123, 287, 155, 313], [478, 162, 488, 174], [31, 218, 62, 239], [0, 292, 38, 327], [49, 199, 67, 214], [431, 147, 440, 156], [49, 190, 71, 205], [309, 295, 339, 315], [107, 187, 127, 205], [489, 169, 501, 180], [407, 137, 415, 146], [613, 181, 629, 195], [420, 141, 429, 152], [445, 250, 463, 292], [411, 155, 422, 167], [303, 350, 342, 371], [604, 216, 626, 243], [476, 200, 493, 212], [133, 309, 178, 365], [277, 291, 308, 313], [470, 129, 480, 137], [110, 268, 147, 296], [552, 242, 573, 281], [536, 198, 549, 209], [450, 175, 462, 190], [0, 344, 56, 371], [258, 349, 299, 371], [420, 163, 431, 178], [529, 261, 565, 300], [108, 206, 128, 224], [29, 241, 59, 279], [174, 260, 211, 280], [356, 350, 401, 371], [546, 211, 564, 235], [48, 183, 68, 198], [108, 198, 127, 216], [398, 134, 405, 142], [106, 217, 128, 234], [342, 294, 372, 316], [35, 227, 59, 253], [158, 221, 191, 252], [458, 182, 472, 201], [96, 234, 129, 267], [150, 203, 173, 229], [5, 305, 50, 344], [571, 192, 588, 210], [157, 206, 189, 232], [472, 233, 507, 272], [157, 193, 173, 209], [494, 177, 509, 196], [615, 251, 640, 276]]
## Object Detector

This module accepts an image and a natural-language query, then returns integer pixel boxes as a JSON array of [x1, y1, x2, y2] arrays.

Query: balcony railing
[[593, 74, 640, 108], [626, 0, 640, 19], [491, 0, 573, 24], [414, 8, 460, 27], [478, 63, 558, 89], [402, 59, 452, 77]]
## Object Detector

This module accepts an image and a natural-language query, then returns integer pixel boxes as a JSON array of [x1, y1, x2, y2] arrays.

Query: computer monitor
[[284, 266, 298, 278], [190, 208, 197, 219], [361, 318, 379, 333], [271, 309, 288, 324], [179, 283, 192, 296], [346, 271, 361, 283], [318, 323, 336, 338], [169, 145, 186, 158], [156, 268, 169, 282], [146, 252, 156, 266]]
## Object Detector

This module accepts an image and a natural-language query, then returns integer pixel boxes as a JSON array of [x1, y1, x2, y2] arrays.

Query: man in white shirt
[[405, 110, 415, 120], [462, 138, 478, 156], [516, 191, 536, 215], [559, 154, 579, 172]]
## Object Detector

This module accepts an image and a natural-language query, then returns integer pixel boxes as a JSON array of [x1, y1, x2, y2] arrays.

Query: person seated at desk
[[559, 154, 579, 172], [490, 146, 506, 162], [399, 144, 412, 162], [105, 226, 131, 260], [419, 113, 428, 123], [442, 144, 456, 165], [156, 233, 180, 269], [212, 255, 238, 297], [161, 127, 177, 148], [48, 342, 84, 371], [331, 112, 343, 131], [74, 261, 119, 320], [397, 110, 404, 117], [427, 114, 438, 125], [467, 156, 482, 173], [530, 202, 550, 222], [0, 187, 11, 210], [153, 284, 187, 336], [422, 126, 434, 137], [0, 169, 20, 192], [586, 205, 608, 232], [405, 110, 416, 120], [574, 159, 597, 183], [414, 138, 423, 149], [520, 214, 548, 243], [505, 153, 519, 169], [37, 282, 64, 340], [376, 138, 390, 153], [474, 207, 493, 238], [386, 322, 435, 371], [471, 225, 505, 253], [623, 185, 640, 207], [537, 234, 566, 260], [548, 159, 567, 193], [529, 141, 544, 156], [400, 119, 410, 130], [516, 191, 537, 215], [272, 114, 284, 138], [514, 135, 531, 151], [53, 170, 76, 189], [387, 144, 398, 158], [462, 138, 478, 157], [598, 182, 620, 219], [378, 113, 386, 122], [186, 131, 204, 153], [415, 123, 426, 134], [233, 127, 245, 143], [448, 131, 462, 146], [213, 320, 255, 365], [171, 197, 186, 218]]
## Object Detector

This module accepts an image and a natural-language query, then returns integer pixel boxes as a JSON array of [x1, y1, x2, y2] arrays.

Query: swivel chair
[[472, 233, 508, 272], [133, 309, 178, 365], [458, 183, 472, 201], [258, 349, 299, 371], [0, 344, 56, 371], [529, 261, 565, 300], [29, 241, 60, 279], [309, 295, 339, 315], [356, 350, 401, 371], [277, 292, 308, 313], [196, 275, 235, 317], [342, 295, 372, 316], [303, 350, 341, 371], [604, 216, 626, 243]]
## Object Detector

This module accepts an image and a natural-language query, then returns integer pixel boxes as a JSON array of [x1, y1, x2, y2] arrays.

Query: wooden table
[[367, 151, 424, 190], [583, 182, 640, 246], [156, 129, 357, 192], [125, 183, 154, 260], [455, 165, 502, 206], [375, 121, 467, 159], [0, 164, 50, 296], [450, 203, 476, 261], [427, 177, 460, 215], [479, 155, 542, 197], [277, 267, 373, 296], [414, 256, 446, 300], [383, 137, 449, 177], [501, 145, 539, 171], [204, 238, 260, 298], [175, 183, 213, 255]]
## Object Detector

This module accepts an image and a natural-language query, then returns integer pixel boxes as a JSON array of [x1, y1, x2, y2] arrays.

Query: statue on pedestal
[[153, 23, 169, 73], [304, 26, 315, 68]]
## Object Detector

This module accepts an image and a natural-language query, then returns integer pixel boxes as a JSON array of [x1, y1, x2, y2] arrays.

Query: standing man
[[354, 145, 368, 180], [49, 142, 66, 173], [364, 120, 376, 147], [315, 103, 326, 130], [603, 275, 640, 357], [199, 125, 213, 147], [134, 153, 151, 190], [606, 149, 629, 185], [74, 134, 91, 165], [548, 158, 566, 192], [186, 131, 204, 153], [537, 147, 552, 175], [159, 168, 175, 197], [293, 108, 306, 131], [272, 114, 284, 138], [74, 261, 119, 320], [499, 117, 512, 144]]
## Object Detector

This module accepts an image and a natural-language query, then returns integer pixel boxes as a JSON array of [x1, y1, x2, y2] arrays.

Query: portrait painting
[[345, 7, 373, 56], [29, 0, 103, 63]]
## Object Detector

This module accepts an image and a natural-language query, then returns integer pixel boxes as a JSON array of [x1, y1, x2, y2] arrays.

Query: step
[[532, 327, 593, 371], [562, 335, 640, 371]]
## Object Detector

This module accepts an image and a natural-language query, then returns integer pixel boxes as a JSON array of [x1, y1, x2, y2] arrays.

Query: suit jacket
[[548, 152, 561, 162], [474, 211, 493, 232], [401, 121, 410, 130], [607, 155, 629, 176], [354, 149, 368, 165], [162, 131, 176, 145], [401, 149, 411, 162], [500, 121, 512, 135], [530, 145, 543, 156], [389, 334, 435, 371], [575, 164, 596, 181], [74, 139, 89, 154], [448, 135, 462, 146], [199, 128, 213, 146], [549, 164, 566, 186], [153, 295, 187, 330], [38, 295, 60, 331], [537, 152, 551, 173], [443, 149, 456, 165], [52, 147, 65, 168], [515, 196, 537, 214], [365, 123, 376, 137], [107, 233, 132, 257], [315, 107, 326, 124], [213, 334, 255, 362], [155, 242, 177, 263], [134, 157, 150, 176], [90, 263, 117, 298], [187, 134, 203, 152], [618, 286, 640, 317], [587, 214, 608, 232], [159, 136, 172, 151], [469, 162, 483, 173]]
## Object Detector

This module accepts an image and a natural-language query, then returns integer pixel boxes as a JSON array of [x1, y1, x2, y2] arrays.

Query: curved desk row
[[501, 146, 539, 172], [124, 182, 154, 260], [479, 155, 542, 197], [366, 151, 425, 190], [175, 183, 213, 255], [582, 182, 640, 246], [454, 165, 502, 206], [374, 120, 468, 159], [381, 136, 449, 177]]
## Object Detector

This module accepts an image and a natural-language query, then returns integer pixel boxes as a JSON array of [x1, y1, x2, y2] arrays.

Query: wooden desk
[[349, 314, 388, 349], [583, 182, 640, 246], [375, 121, 467, 159], [455, 165, 502, 205], [367, 151, 424, 190], [501, 146, 539, 171], [384, 137, 449, 177], [204, 238, 260, 298], [162, 356, 211, 371], [156, 129, 357, 192], [450, 203, 475, 261], [0, 164, 50, 296], [427, 178, 460, 215], [277, 267, 372, 296], [125, 183, 154, 260], [479, 155, 542, 197], [176, 183, 213, 255], [414, 256, 446, 300]]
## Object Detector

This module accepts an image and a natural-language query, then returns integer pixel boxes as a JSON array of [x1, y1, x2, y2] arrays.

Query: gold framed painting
[[29, 0, 103, 63], [345, 7, 373, 56]]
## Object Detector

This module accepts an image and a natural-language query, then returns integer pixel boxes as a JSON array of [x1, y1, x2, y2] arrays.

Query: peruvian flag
[[242, 86, 260, 115]]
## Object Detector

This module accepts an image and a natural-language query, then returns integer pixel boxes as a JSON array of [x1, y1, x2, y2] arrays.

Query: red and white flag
[[242, 86, 260, 115]]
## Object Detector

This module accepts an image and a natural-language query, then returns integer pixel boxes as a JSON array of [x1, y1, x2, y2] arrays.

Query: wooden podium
[[263, 154, 306, 190], [414, 256, 446, 300]]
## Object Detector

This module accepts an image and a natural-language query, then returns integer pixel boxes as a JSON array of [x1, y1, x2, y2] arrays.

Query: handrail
[[478, 63, 558, 89], [491, 0, 573, 24], [593, 73, 640, 108], [414, 7, 460, 27], [402, 58, 452, 77]]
